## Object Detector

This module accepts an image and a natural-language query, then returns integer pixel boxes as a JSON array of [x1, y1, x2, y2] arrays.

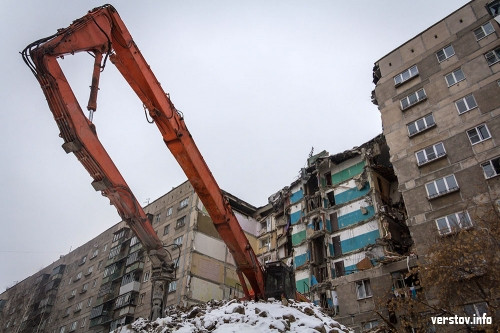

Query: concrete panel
[[193, 232, 226, 262], [446, 4, 476, 35], [190, 276, 223, 302], [190, 253, 223, 283], [401, 37, 425, 64], [338, 206, 375, 229], [341, 230, 380, 254], [331, 161, 365, 185], [290, 188, 304, 204], [335, 185, 371, 205], [422, 21, 451, 51]]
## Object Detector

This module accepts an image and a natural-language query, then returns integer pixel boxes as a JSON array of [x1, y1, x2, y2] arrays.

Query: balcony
[[119, 281, 141, 295], [125, 261, 144, 274]]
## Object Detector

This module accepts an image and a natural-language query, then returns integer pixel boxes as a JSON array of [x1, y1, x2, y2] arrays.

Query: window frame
[[474, 22, 495, 41], [407, 113, 436, 137], [179, 197, 189, 209], [466, 124, 491, 145], [400, 88, 427, 110], [455, 94, 477, 114], [485, 47, 500, 66], [425, 174, 459, 199], [393, 65, 419, 86], [445, 68, 465, 87], [481, 157, 500, 179], [436, 44, 455, 62], [163, 224, 170, 235], [356, 279, 373, 300], [435, 211, 472, 235], [415, 142, 446, 166], [176, 216, 186, 228], [174, 236, 183, 246]]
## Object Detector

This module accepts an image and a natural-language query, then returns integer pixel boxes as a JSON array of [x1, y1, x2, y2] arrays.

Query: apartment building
[[258, 135, 413, 332], [371, 0, 500, 328], [0, 181, 259, 333]]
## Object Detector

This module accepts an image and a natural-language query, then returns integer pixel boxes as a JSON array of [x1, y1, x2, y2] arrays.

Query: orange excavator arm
[[22, 4, 264, 318]]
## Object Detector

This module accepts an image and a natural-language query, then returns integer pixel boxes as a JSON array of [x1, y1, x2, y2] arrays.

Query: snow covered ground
[[114, 299, 352, 332]]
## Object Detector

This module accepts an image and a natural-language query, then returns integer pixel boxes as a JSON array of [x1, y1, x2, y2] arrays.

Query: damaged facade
[[0, 181, 259, 333], [257, 135, 413, 331], [371, 0, 500, 329]]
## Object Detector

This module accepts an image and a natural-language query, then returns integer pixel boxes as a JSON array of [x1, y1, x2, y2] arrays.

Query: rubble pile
[[115, 299, 351, 333]]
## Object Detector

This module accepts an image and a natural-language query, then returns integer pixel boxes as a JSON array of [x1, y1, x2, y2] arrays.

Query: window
[[400, 88, 427, 110], [130, 236, 139, 247], [356, 280, 373, 299], [363, 321, 379, 332], [112, 229, 126, 242], [436, 45, 455, 62], [474, 22, 495, 41], [179, 197, 189, 209], [90, 249, 99, 259], [436, 211, 472, 235], [167, 207, 173, 216], [163, 224, 170, 236], [168, 281, 177, 292], [143, 271, 150, 282], [74, 271, 82, 281], [139, 293, 146, 305], [394, 65, 419, 86], [108, 245, 121, 259], [81, 283, 89, 293], [79, 255, 87, 266], [74, 302, 83, 312], [455, 94, 477, 114], [445, 68, 465, 86], [154, 213, 161, 224], [416, 142, 446, 166], [485, 47, 500, 66], [467, 124, 491, 144], [426, 174, 459, 199], [260, 237, 270, 250], [59, 326, 66, 333], [87, 297, 93, 307], [174, 236, 183, 246], [176, 216, 186, 228], [80, 317, 87, 328], [481, 157, 500, 179], [69, 321, 77, 332], [464, 302, 488, 317], [407, 114, 435, 137], [68, 289, 76, 299]]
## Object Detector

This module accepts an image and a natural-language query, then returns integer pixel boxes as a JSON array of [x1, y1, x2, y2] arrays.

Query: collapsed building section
[[256, 134, 413, 329]]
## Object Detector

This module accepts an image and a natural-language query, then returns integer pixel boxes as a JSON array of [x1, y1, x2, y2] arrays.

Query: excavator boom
[[22, 4, 265, 319]]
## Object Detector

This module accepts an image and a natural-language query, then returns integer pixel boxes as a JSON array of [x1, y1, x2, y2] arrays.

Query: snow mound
[[115, 299, 351, 333]]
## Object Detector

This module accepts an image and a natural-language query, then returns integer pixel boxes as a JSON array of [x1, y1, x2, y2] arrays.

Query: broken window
[[332, 236, 342, 258], [326, 191, 335, 207], [330, 213, 339, 232], [482, 157, 500, 179], [324, 172, 332, 186], [309, 235, 325, 264], [334, 261, 345, 278]]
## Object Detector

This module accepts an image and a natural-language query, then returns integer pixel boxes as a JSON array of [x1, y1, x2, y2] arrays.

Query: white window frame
[[174, 236, 183, 246], [425, 174, 459, 199], [455, 94, 477, 114], [445, 68, 465, 86], [435, 211, 472, 235], [485, 47, 500, 66], [179, 197, 189, 209], [80, 317, 87, 328], [436, 45, 455, 62], [394, 65, 419, 86], [176, 216, 186, 228], [481, 157, 500, 179], [163, 224, 170, 235], [143, 271, 150, 282], [167, 207, 173, 216], [467, 124, 491, 145], [415, 142, 446, 166], [356, 279, 373, 299], [474, 22, 495, 41], [168, 281, 177, 292], [407, 114, 435, 137], [400, 88, 427, 110]]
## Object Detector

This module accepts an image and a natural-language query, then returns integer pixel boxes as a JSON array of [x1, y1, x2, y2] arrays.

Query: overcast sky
[[0, 0, 469, 290]]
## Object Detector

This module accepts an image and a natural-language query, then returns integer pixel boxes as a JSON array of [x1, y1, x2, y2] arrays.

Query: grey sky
[[0, 1, 469, 290]]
